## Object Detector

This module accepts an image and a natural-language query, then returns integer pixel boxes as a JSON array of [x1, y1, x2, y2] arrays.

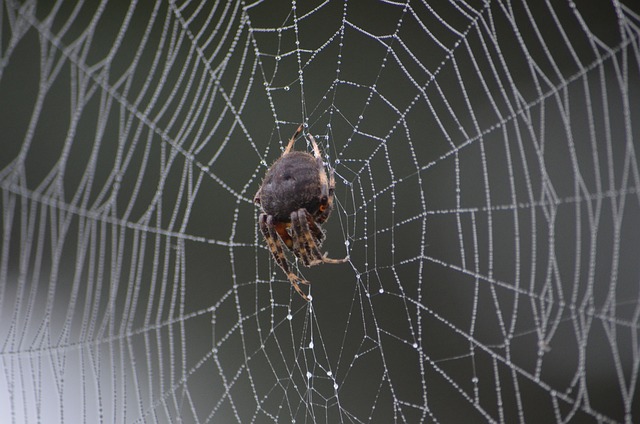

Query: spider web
[[1, 0, 640, 422]]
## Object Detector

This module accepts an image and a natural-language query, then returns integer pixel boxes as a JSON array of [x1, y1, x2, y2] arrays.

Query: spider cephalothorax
[[254, 124, 348, 300]]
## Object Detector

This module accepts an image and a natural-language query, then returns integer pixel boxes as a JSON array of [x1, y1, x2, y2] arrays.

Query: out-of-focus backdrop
[[1, 1, 639, 422]]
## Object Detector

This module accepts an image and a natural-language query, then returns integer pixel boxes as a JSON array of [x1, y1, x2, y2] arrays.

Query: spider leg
[[306, 131, 337, 226], [324, 160, 336, 206], [307, 219, 349, 265], [294, 209, 324, 265], [307, 131, 323, 159], [328, 165, 336, 195], [275, 221, 306, 263], [273, 221, 293, 250], [290, 210, 314, 266], [307, 132, 330, 196], [307, 215, 325, 243], [259, 213, 310, 300], [259, 214, 292, 272], [294, 209, 349, 266], [283, 124, 304, 155]]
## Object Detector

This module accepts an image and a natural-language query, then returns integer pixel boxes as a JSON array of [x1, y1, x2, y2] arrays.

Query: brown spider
[[254, 124, 348, 300]]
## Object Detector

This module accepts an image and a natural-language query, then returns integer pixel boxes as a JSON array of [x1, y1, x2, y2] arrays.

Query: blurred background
[[1, 0, 639, 422]]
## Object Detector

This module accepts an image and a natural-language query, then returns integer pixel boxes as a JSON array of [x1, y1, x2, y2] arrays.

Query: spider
[[255, 124, 348, 300]]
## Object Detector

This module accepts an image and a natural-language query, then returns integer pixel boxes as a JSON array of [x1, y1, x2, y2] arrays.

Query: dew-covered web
[[1, 0, 640, 422]]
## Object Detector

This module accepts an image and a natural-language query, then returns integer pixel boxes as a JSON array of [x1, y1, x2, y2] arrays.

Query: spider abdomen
[[259, 151, 323, 221]]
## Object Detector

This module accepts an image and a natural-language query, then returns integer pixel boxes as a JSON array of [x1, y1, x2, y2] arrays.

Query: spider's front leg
[[289, 210, 315, 266], [291, 209, 349, 266], [259, 214, 310, 300]]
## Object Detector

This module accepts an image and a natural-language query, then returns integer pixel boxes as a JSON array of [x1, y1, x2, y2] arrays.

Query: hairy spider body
[[255, 125, 348, 300], [259, 151, 327, 223]]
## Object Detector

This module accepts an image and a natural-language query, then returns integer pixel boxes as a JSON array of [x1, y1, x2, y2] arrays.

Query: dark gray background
[[1, 0, 639, 422]]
